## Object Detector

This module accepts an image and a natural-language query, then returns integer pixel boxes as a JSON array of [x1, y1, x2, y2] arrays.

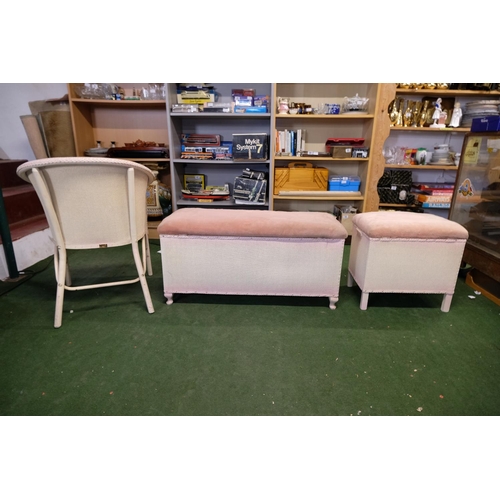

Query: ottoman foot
[[165, 293, 173, 305], [347, 271, 354, 287], [360, 291, 369, 310], [441, 293, 453, 313], [329, 296, 339, 310]]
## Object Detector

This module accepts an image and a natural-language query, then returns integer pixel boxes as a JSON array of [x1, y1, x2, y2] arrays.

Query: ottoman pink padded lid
[[158, 208, 348, 239], [352, 211, 469, 239]]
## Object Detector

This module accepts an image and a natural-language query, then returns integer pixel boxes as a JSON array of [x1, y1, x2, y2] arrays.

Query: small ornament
[[449, 102, 463, 128], [430, 98, 445, 128]]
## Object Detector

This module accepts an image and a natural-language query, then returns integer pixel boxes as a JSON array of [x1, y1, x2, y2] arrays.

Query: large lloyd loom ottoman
[[158, 208, 348, 308], [347, 211, 469, 312]]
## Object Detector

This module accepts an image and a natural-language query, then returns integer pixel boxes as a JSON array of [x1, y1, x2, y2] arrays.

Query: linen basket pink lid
[[347, 211, 469, 312]]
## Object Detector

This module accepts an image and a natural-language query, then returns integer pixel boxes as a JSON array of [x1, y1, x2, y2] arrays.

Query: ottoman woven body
[[347, 211, 469, 312]]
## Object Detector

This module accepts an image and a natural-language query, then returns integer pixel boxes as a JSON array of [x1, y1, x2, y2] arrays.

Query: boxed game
[[253, 95, 270, 109], [233, 176, 267, 203], [240, 167, 266, 180], [183, 174, 205, 191], [351, 147, 370, 158], [234, 106, 267, 113], [232, 133, 268, 161], [233, 95, 254, 107]]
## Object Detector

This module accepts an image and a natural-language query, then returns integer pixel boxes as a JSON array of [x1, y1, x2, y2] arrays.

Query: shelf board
[[274, 156, 368, 162], [71, 98, 166, 107], [274, 195, 364, 201], [177, 198, 269, 208], [113, 157, 169, 162], [172, 159, 271, 165], [380, 203, 419, 208], [171, 112, 271, 118], [390, 126, 469, 133], [275, 114, 375, 119], [384, 164, 458, 171], [396, 89, 500, 97]]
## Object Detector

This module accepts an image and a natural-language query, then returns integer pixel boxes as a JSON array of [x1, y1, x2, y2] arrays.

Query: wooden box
[[274, 162, 329, 194]]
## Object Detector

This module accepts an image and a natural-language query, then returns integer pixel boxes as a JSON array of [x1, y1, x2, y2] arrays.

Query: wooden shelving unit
[[272, 83, 393, 214], [165, 83, 274, 211], [379, 85, 500, 215], [67, 84, 169, 157]]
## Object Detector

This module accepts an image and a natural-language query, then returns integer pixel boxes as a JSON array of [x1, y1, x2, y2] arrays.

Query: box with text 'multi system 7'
[[232, 133, 268, 161]]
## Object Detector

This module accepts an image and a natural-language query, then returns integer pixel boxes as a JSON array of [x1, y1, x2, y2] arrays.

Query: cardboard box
[[331, 146, 353, 158], [232, 133, 268, 161], [233, 177, 267, 203], [333, 205, 358, 235]]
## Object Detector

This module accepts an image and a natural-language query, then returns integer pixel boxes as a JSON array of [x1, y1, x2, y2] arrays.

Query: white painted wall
[[0, 83, 66, 279]]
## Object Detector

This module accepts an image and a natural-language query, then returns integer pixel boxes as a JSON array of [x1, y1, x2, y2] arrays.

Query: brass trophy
[[411, 101, 422, 127], [419, 100, 430, 127], [388, 98, 400, 127], [403, 100, 414, 127]]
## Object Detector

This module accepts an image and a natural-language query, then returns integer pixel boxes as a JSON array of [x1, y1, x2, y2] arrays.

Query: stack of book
[[412, 183, 455, 208], [275, 129, 306, 156]]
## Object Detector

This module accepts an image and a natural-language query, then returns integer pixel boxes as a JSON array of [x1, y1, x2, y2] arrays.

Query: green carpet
[[1, 241, 499, 416]]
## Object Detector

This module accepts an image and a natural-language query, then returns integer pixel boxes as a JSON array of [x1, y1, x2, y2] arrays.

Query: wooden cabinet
[[165, 83, 274, 211], [381, 85, 500, 216], [271, 83, 393, 214], [67, 83, 169, 160]]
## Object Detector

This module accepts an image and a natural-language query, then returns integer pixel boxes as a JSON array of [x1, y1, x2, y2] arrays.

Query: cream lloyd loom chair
[[17, 157, 155, 328]]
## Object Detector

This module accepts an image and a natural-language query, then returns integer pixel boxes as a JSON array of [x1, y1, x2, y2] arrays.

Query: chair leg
[[131, 240, 155, 314], [65, 260, 72, 286], [54, 245, 67, 328], [144, 235, 153, 276]]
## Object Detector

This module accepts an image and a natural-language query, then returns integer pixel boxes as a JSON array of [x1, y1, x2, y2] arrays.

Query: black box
[[232, 133, 268, 161], [233, 176, 267, 203], [377, 170, 414, 204]]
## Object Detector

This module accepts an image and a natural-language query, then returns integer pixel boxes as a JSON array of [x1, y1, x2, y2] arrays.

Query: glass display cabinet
[[449, 131, 500, 305]]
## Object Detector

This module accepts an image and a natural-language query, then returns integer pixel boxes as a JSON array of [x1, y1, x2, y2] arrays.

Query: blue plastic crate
[[328, 176, 361, 191]]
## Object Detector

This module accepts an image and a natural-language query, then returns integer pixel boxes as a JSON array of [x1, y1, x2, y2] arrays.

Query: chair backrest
[[17, 157, 154, 249]]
